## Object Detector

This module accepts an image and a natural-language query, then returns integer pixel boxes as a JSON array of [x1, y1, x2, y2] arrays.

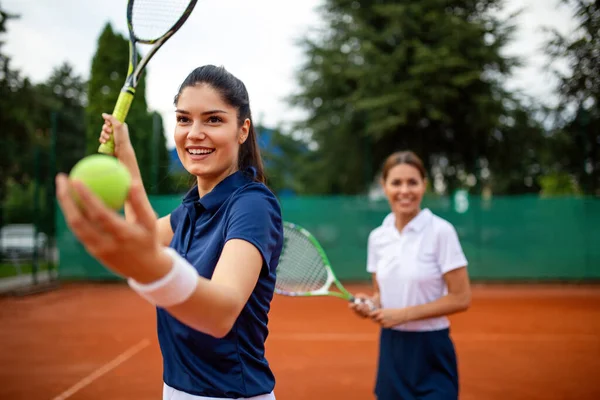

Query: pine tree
[[0, 6, 31, 225], [291, 0, 539, 194], [545, 0, 600, 195], [86, 23, 172, 193]]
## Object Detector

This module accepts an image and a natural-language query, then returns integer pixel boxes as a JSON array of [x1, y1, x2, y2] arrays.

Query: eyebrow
[[175, 109, 228, 115]]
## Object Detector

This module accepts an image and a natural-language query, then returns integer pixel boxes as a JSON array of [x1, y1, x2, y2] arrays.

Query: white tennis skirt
[[163, 383, 276, 400]]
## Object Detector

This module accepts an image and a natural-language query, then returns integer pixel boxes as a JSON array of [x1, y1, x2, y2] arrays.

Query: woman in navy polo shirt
[[350, 151, 471, 400], [56, 65, 283, 400]]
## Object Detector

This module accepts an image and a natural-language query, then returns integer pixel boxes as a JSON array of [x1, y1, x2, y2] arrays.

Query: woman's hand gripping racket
[[275, 222, 376, 311], [98, 0, 198, 155]]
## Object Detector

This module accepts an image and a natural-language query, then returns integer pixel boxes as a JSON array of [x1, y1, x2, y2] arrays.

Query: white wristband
[[127, 247, 198, 307]]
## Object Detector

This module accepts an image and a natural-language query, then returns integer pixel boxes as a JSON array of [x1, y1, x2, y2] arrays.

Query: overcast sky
[[3, 0, 574, 149]]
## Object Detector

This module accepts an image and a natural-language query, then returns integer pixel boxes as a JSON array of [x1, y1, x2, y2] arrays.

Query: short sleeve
[[169, 204, 187, 233], [225, 185, 283, 273], [437, 223, 468, 274], [366, 231, 378, 273]]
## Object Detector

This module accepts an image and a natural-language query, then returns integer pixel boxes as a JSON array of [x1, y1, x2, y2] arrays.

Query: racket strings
[[131, 0, 193, 42], [276, 227, 330, 294]]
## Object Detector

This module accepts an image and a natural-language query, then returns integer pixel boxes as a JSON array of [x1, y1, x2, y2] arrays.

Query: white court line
[[51, 339, 150, 400], [269, 333, 600, 342]]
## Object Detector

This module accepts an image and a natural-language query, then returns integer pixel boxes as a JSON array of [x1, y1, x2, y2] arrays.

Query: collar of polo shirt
[[181, 167, 258, 212], [383, 208, 433, 233]]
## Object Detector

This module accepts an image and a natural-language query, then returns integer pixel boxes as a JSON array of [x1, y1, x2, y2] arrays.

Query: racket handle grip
[[98, 89, 135, 155], [351, 297, 377, 312]]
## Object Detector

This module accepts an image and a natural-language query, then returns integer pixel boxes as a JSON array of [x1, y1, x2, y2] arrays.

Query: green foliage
[[546, 0, 600, 113], [545, 0, 600, 195], [86, 23, 173, 194], [38, 63, 88, 173], [0, 7, 86, 236], [86, 23, 143, 155], [0, 263, 51, 279], [259, 126, 315, 194], [3, 179, 45, 225], [0, 8, 28, 206], [538, 171, 582, 196], [484, 102, 550, 194], [149, 111, 177, 194], [291, 0, 547, 194]]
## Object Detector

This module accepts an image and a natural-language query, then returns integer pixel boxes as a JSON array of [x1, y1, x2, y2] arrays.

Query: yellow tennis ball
[[69, 154, 132, 210]]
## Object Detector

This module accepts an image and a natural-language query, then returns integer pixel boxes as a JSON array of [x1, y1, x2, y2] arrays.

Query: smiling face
[[382, 163, 427, 218], [174, 84, 249, 190]]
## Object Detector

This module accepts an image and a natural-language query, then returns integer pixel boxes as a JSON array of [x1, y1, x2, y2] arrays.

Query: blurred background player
[[350, 151, 471, 400]]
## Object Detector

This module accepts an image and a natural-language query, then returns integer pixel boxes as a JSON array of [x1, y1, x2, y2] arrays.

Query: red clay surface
[[1, 283, 599, 399]]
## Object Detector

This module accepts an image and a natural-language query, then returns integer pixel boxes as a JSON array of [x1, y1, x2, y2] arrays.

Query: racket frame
[[98, 0, 198, 155], [275, 222, 355, 301]]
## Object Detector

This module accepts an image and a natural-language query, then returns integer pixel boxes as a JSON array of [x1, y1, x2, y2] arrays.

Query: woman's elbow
[[206, 301, 243, 338], [179, 305, 240, 339], [210, 317, 237, 339], [187, 315, 235, 338], [208, 326, 230, 339]]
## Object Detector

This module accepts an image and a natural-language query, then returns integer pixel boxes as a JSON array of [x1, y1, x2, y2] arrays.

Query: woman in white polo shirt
[[350, 150, 471, 400]]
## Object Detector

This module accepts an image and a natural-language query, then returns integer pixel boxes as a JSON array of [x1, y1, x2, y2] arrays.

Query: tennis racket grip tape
[[350, 297, 377, 312], [97, 89, 135, 155]]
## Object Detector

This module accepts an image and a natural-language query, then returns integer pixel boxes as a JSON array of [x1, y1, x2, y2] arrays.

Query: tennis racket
[[275, 222, 376, 310], [98, 0, 198, 155]]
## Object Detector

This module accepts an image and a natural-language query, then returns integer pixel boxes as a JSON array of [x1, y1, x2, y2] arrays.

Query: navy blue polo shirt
[[158, 167, 283, 398]]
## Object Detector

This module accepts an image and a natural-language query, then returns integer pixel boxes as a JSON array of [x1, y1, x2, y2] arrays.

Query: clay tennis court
[[1, 282, 599, 399]]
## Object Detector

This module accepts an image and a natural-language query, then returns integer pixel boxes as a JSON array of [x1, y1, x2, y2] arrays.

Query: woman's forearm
[[118, 146, 151, 223], [404, 292, 470, 323], [118, 145, 143, 181], [167, 278, 246, 338], [130, 240, 262, 339], [128, 249, 242, 338]]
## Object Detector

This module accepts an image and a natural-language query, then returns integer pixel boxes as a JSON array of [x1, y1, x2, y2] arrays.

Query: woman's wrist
[[128, 246, 174, 284], [128, 247, 199, 307], [371, 293, 381, 308]]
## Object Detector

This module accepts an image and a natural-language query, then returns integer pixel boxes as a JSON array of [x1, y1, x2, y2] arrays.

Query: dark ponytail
[[237, 121, 265, 183], [174, 65, 266, 183]]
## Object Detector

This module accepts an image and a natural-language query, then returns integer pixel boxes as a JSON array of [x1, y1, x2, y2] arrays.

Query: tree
[[1, 60, 88, 234], [29, 63, 88, 235], [291, 0, 543, 194], [39, 63, 88, 174], [0, 7, 24, 194], [86, 23, 173, 193], [484, 99, 554, 194], [538, 171, 582, 196], [258, 125, 314, 195], [0, 4, 89, 234], [149, 111, 176, 195], [545, 0, 600, 195], [0, 6, 35, 232]]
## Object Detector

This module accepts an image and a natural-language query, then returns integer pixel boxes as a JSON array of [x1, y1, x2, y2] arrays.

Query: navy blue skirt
[[375, 328, 458, 400]]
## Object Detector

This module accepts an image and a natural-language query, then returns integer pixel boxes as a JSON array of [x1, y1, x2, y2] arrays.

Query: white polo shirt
[[367, 208, 468, 332]]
